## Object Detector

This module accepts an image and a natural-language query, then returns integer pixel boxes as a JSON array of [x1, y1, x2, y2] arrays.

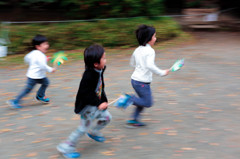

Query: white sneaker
[[57, 142, 76, 154]]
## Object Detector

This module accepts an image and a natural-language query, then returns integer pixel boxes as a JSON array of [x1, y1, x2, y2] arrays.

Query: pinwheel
[[170, 58, 184, 72], [51, 51, 68, 68]]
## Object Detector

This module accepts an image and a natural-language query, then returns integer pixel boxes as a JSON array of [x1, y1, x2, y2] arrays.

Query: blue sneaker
[[62, 152, 81, 159], [36, 95, 50, 103], [126, 120, 146, 128], [7, 100, 23, 109], [57, 143, 80, 158], [114, 94, 133, 109], [87, 133, 106, 142]]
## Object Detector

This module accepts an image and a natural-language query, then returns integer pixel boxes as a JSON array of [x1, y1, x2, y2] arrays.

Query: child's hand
[[52, 68, 57, 73], [164, 69, 170, 76], [98, 102, 108, 110]]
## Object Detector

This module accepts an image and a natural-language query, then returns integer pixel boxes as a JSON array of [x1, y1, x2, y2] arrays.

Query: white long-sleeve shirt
[[24, 50, 53, 79], [130, 44, 167, 83]]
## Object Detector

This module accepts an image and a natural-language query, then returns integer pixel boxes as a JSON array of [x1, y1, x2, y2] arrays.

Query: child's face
[[148, 33, 157, 46], [36, 41, 49, 53], [94, 52, 106, 70]]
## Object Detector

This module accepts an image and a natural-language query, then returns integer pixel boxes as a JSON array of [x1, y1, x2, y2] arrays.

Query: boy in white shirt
[[115, 25, 169, 127], [7, 34, 56, 108]]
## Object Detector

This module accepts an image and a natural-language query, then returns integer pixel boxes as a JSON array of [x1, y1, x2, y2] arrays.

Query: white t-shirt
[[130, 44, 167, 83], [24, 50, 53, 79]]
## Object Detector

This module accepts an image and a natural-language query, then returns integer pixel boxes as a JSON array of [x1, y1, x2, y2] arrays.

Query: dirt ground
[[0, 31, 240, 159]]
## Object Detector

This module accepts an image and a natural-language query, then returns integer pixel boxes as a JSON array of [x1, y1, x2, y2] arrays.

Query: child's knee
[[103, 111, 112, 122], [145, 99, 153, 108], [97, 119, 110, 126], [25, 86, 33, 93], [44, 80, 50, 86], [107, 113, 112, 121], [43, 78, 50, 86], [98, 114, 112, 126]]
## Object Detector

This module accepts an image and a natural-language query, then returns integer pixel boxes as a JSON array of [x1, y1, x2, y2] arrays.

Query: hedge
[[5, 17, 183, 54]]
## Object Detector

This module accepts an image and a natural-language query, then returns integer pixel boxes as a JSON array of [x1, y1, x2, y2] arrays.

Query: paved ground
[[0, 31, 240, 159]]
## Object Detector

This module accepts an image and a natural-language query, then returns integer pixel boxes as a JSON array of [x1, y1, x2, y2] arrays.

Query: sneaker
[[126, 120, 146, 128], [6, 100, 23, 109], [62, 152, 81, 159], [57, 142, 77, 154], [87, 133, 106, 142], [114, 94, 133, 109], [35, 95, 50, 103]]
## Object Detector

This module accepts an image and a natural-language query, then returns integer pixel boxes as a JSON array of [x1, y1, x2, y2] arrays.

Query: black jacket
[[74, 66, 107, 114]]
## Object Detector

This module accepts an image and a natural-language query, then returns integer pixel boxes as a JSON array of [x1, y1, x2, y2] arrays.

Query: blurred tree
[[164, 0, 183, 13], [0, 0, 165, 20]]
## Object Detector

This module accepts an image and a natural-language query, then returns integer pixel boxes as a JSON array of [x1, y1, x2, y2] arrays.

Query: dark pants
[[131, 79, 153, 120], [14, 77, 49, 103]]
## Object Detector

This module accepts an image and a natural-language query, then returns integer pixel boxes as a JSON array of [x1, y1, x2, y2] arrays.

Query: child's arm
[[98, 102, 108, 110], [24, 54, 30, 64], [38, 54, 55, 73], [130, 54, 136, 67], [146, 51, 169, 76]]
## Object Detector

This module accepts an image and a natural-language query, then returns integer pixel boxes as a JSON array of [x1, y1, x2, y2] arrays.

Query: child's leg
[[14, 78, 37, 103], [36, 77, 49, 97], [57, 106, 97, 154], [57, 119, 90, 154], [130, 79, 153, 122], [131, 79, 153, 108], [89, 110, 112, 136], [132, 106, 144, 121]]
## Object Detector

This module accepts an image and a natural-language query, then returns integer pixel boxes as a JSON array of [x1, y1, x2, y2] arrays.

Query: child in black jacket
[[57, 44, 111, 158]]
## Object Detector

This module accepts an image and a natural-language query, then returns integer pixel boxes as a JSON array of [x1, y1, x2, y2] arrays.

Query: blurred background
[[0, 0, 239, 56], [1, 2, 240, 159]]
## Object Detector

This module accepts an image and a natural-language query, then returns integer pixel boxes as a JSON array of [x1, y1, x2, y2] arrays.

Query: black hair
[[84, 44, 105, 69], [32, 34, 48, 49], [135, 25, 156, 46]]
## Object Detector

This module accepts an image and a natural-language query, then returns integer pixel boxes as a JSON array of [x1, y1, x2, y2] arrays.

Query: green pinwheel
[[170, 58, 184, 72], [51, 51, 68, 67]]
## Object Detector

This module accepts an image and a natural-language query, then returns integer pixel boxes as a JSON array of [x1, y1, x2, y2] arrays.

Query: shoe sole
[[87, 133, 106, 142], [57, 145, 66, 154], [125, 124, 138, 129], [6, 100, 22, 109], [6, 101, 14, 109], [57, 144, 78, 154], [35, 97, 50, 104], [57, 145, 80, 159], [58, 152, 80, 159], [125, 123, 146, 128]]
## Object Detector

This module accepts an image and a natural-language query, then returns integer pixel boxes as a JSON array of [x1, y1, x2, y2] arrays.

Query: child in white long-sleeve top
[[116, 25, 169, 128], [7, 34, 56, 108]]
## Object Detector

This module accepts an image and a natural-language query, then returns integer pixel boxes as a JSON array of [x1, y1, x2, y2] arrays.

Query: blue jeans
[[14, 77, 49, 103], [131, 79, 153, 120], [60, 106, 112, 153]]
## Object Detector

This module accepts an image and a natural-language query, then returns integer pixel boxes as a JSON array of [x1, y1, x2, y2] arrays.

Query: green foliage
[[0, 1, 7, 5], [0, 0, 165, 19], [6, 17, 183, 54], [185, 0, 202, 8], [144, 0, 165, 16]]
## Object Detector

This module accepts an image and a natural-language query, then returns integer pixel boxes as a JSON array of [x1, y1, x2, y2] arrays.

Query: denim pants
[[131, 79, 153, 120], [65, 106, 112, 150], [14, 77, 49, 103]]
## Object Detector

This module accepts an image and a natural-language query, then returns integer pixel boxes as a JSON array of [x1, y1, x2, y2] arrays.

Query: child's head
[[84, 44, 106, 70], [32, 34, 49, 53], [135, 25, 156, 46]]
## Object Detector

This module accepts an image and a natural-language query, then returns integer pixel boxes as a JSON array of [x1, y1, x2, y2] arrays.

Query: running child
[[115, 25, 170, 127], [57, 44, 111, 158], [7, 34, 56, 108]]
